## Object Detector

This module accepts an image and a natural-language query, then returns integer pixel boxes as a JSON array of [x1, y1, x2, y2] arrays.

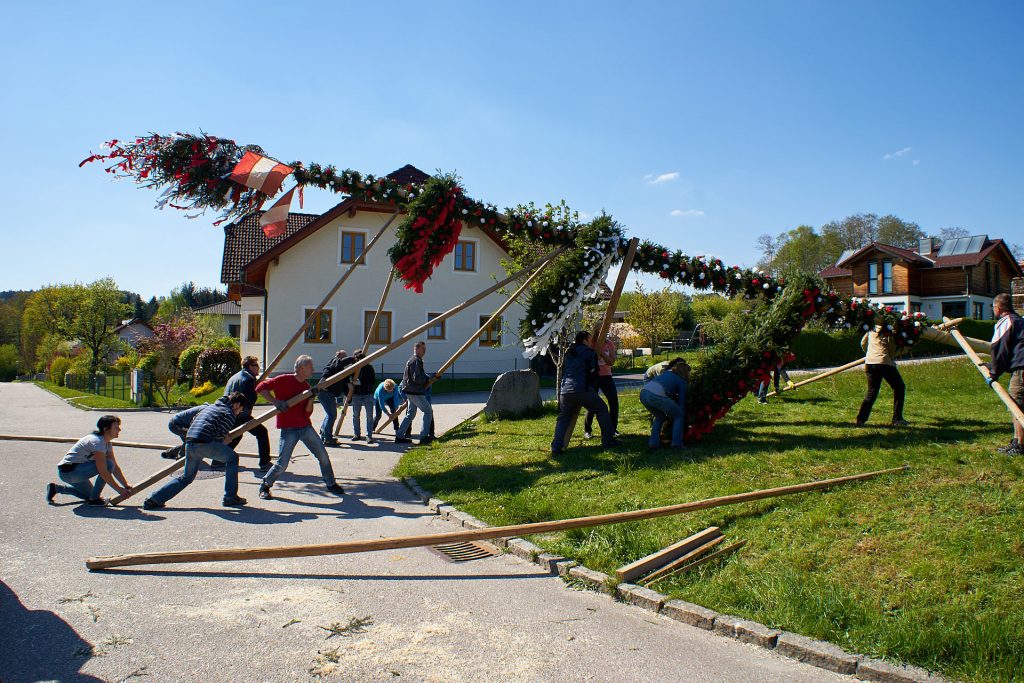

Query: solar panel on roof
[[952, 238, 971, 255], [836, 249, 856, 265], [967, 235, 986, 253], [936, 239, 956, 257]]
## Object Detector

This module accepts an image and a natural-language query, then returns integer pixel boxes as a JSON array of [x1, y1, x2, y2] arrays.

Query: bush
[[112, 353, 136, 373], [178, 344, 204, 382], [210, 336, 239, 351], [49, 356, 72, 385], [190, 379, 216, 397], [0, 344, 19, 381], [138, 352, 159, 373], [194, 348, 241, 386]]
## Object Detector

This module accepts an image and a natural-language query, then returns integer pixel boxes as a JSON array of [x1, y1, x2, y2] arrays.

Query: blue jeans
[[262, 426, 336, 488], [373, 396, 397, 432], [398, 394, 433, 439], [319, 391, 339, 441], [56, 460, 110, 501], [640, 388, 685, 448], [149, 441, 239, 504], [351, 394, 373, 437]]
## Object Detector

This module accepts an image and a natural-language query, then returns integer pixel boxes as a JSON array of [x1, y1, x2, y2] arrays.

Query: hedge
[[194, 348, 241, 385]]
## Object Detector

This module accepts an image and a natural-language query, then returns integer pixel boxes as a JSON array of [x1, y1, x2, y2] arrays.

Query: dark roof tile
[[221, 212, 320, 285]]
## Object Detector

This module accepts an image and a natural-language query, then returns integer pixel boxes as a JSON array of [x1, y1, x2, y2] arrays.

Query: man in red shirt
[[256, 354, 344, 500]]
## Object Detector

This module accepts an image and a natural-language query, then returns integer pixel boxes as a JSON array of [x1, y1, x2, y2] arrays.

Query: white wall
[[240, 296, 266, 363], [262, 211, 529, 377]]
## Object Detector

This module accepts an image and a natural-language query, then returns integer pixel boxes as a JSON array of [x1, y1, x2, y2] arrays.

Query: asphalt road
[[0, 382, 849, 682]]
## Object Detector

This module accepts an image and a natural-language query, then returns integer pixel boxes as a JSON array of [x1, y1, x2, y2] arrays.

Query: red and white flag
[[259, 186, 296, 238], [229, 151, 293, 196]]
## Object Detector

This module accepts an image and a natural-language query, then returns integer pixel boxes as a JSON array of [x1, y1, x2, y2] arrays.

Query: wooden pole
[[919, 326, 991, 355], [644, 540, 747, 583], [562, 238, 640, 448], [947, 326, 1024, 430], [258, 208, 402, 381], [376, 253, 557, 435], [615, 526, 721, 582], [86, 465, 907, 569], [334, 268, 397, 437], [0, 434, 260, 458], [766, 358, 866, 398], [110, 245, 570, 505], [639, 535, 726, 585]]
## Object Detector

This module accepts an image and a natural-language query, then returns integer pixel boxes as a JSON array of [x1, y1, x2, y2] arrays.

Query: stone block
[[713, 613, 742, 638], [661, 600, 717, 630], [733, 620, 780, 649], [616, 584, 665, 613], [535, 553, 567, 574], [435, 505, 456, 520], [427, 497, 446, 512], [776, 632, 859, 675], [458, 514, 488, 530], [568, 566, 614, 595], [554, 560, 578, 577], [483, 370, 542, 417], [856, 657, 949, 683], [506, 538, 541, 562]]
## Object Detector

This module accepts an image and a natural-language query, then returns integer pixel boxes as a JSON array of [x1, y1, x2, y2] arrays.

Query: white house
[[221, 165, 533, 378], [192, 299, 242, 338]]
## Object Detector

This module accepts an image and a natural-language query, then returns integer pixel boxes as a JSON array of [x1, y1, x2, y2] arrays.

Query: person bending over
[[47, 415, 133, 506]]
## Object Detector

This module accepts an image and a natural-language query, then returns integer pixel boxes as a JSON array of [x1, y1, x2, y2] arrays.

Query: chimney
[[918, 237, 939, 256]]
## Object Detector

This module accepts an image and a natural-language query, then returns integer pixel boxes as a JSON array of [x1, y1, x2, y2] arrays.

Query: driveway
[[0, 382, 849, 682]]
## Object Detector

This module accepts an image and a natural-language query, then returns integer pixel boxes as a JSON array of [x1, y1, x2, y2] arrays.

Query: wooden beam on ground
[[947, 325, 1024, 430], [259, 208, 402, 381], [615, 526, 721, 582], [766, 358, 866, 398], [562, 238, 639, 448], [645, 540, 747, 583], [639, 535, 726, 585], [86, 465, 907, 569], [110, 245, 570, 505], [0, 434, 259, 458], [336, 268, 397, 437]]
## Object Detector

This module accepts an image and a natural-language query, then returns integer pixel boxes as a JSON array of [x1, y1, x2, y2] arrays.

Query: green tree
[[773, 225, 843, 275], [21, 285, 78, 369], [876, 214, 925, 248], [58, 279, 132, 375], [626, 283, 679, 349], [0, 343, 20, 381]]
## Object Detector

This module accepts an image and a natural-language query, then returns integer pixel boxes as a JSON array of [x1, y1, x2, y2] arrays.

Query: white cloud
[[645, 172, 680, 185], [882, 146, 913, 160], [670, 209, 704, 217]]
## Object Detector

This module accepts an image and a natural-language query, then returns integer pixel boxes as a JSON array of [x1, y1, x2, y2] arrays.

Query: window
[[911, 303, 922, 314], [868, 261, 879, 295], [365, 311, 392, 345], [228, 324, 240, 338], [941, 301, 967, 319], [426, 313, 446, 340], [246, 313, 261, 342], [478, 315, 502, 347], [454, 240, 476, 272], [887, 302, 905, 312], [882, 260, 893, 294], [341, 231, 366, 264], [973, 302, 984, 319], [303, 308, 332, 344]]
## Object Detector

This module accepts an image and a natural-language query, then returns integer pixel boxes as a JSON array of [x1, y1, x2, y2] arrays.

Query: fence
[[64, 371, 155, 405]]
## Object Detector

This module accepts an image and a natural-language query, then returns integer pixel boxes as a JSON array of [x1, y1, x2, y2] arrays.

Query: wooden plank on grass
[[639, 535, 726, 586], [615, 526, 722, 582]]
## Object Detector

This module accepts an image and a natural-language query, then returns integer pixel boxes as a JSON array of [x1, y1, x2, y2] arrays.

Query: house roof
[[192, 299, 242, 316], [114, 318, 152, 333], [823, 237, 1023, 279], [836, 242, 933, 268], [221, 211, 320, 286], [819, 265, 852, 279]]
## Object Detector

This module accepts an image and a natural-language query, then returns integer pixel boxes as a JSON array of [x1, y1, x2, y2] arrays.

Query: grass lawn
[[394, 357, 1024, 682], [32, 380, 136, 410]]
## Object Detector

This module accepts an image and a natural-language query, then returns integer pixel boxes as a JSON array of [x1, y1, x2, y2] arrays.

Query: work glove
[[273, 399, 289, 412], [986, 377, 995, 387]]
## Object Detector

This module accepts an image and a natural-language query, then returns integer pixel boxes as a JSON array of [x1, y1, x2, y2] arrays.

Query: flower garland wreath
[[82, 131, 928, 440]]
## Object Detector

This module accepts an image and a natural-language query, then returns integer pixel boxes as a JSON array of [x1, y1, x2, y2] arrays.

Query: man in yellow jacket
[[856, 327, 908, 427]]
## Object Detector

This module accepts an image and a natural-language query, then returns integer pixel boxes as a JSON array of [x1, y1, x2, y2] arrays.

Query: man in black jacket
[[349, 350, 377, 442], [224, 356, 271, 470], [988, 293, 1024, 455], [319, 350, 354, 446], [551, 331, 616, 454], [396, 341, 433, 445]]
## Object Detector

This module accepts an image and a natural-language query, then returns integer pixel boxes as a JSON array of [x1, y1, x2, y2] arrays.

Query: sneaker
[[395, 437, 412, 444], [46, 482, 57, 504], [87, 498, 108, 506], [209, 461, 225, 469], [551, 447, 566, 456], [583, 431, 593, 440], [160, 446, 182, 459], [222, 495, 247, 507], [351, 435, 364, 442], [603, 438, 623, 448], [996, 440, 1020, 454], [366, 437, 375, 445], [326, 483, 345, 496], [323, 439, 341, 447], [1004, 443, 1024, 456], [258, 485, 273, 500], [258, 462, 272, 473], [758, 398, 768, 404], [854, 421, 867, 428], [418, 435, 435, 445], [143, 498, 165, 510], [891, 419, 910, 427]]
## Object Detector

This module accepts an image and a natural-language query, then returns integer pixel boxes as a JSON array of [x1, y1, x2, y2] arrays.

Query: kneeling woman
[[47, 415, 133, 505], [639, 361, 690, 449]]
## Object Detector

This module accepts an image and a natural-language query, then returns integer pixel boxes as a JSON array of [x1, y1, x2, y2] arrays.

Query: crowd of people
[[44, 291, 1024, 508]]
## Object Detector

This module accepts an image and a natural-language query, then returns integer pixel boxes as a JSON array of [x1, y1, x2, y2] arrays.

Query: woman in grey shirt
[[46, 415, 134, 505]]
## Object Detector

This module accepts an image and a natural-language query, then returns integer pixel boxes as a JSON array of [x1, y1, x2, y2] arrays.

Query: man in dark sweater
[[319, 350, 354, 446], [551, 331, 616, 454], [349, 351, 377, 442], [160, 403, 206, 460], [396, 341, 433, 445], [988, 293, 1024, 455], [143, 392, 248, 509], [225, 356, 271, 470]]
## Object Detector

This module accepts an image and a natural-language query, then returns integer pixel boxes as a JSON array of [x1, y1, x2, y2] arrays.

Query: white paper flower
[[462, 209, 468, 215], [763, 283, 770, 289]]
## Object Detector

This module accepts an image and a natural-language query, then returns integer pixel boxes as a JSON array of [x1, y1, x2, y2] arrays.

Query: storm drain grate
[[429, 541, 499, 563]]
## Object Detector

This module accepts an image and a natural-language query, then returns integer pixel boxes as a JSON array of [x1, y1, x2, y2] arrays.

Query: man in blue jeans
[[396, 341, 434, 445], [143, 392, 248, 509], [639, 361, 689, 449]]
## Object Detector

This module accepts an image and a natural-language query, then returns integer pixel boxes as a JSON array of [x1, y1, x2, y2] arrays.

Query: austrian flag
[[259, 186, 296, 238], [229, 151, 293, 196]]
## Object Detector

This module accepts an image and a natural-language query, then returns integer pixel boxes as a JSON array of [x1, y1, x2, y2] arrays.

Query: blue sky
[[2, 1, 1021, 298]]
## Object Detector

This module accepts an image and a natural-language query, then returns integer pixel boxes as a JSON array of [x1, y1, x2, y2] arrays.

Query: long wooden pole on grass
[[109, 245, 571, 506], [765, 357, 866, 398], [0, 434, 264, 458], [258, 207, 403, 381], [562, 238, 639, 448], [334, 268, 398, 437], [947, 326, 1024, 430], [375, 252, 558, 435], [86, 465, 908, 569]]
